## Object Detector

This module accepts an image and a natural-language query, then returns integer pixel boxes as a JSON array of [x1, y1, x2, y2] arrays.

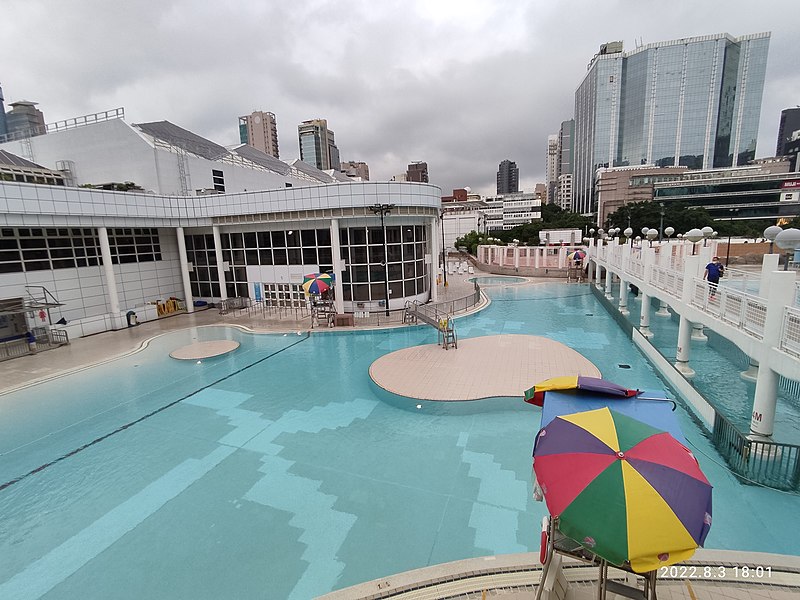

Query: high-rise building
[[4, 100, 46, 139], [298, 119, 340, 171], [776, 107, 800, 157], [556, 120, 575, 210], [545, 137, 559, 203], [496, 159, 519, 194], [573, 33, 770, 215], [239, 111, 279, 158], [406, 161, 429, 183], [0, 84, 7, 137], [340, 160, 370, 180]]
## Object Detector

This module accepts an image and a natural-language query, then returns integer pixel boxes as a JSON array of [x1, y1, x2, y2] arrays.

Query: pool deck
[[2, 268, 799, 599]]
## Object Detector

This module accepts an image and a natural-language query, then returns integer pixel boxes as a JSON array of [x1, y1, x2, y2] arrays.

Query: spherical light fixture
[[764, 225, 782, 253], [775, 228, 800, 271], [664, 226, 675, 240]]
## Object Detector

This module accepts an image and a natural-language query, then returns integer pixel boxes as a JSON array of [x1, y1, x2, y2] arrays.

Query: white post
[[212, 225, 228, 301], [330, 218, 346, 313], [98, 226, 121, 318], [604, 267, 613, 299], [691, 322, 708, 342], [751, 270, 797, 437], [639, 293, 652, 338], [535, 246, 541, 269], [594, 259, 601, 288], [618, 276, 629, 316], [514, 246, 520, 270], [176, 227, 194, 314], [656, 299, 670, 317]]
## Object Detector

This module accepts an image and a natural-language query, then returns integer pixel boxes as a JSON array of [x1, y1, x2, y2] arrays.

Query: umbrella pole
[[534, 516, 557, 600]]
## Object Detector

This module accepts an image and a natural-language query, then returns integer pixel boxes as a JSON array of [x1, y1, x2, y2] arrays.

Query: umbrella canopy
[[302, 272, 334, 296], [533, 407, 712, 572], [524, 375, 639, 407], [567, 250, 586, 262]]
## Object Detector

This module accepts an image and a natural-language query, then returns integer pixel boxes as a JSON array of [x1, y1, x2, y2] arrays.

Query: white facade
[[557, 173, 573, 210], [546, 135, 559, 205], [0, 180, 441, 339], [0, 118, 331, 196], [483, 192, 542, 230]]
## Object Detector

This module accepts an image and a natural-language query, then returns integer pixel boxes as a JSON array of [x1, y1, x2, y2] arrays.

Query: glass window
[[244, 232, 256, 248], [301, 230, 316, 246], [350, 228, 367, 245], [272, 231, 286, 247], [317, 229, 331, 245]]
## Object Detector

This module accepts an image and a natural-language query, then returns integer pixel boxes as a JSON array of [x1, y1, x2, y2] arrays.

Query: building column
[[330, 218, 345, 313], [98, 226, 121, 318], [535, 247, 541, 269], [176, 227, 194, 314], [604, 268, 613, 299], [639, 293, 653, 338], [618, 277, 629, 316], [514, 246, 520, 270], [751, 270, 797, 437], [212, 225, 228, 301]]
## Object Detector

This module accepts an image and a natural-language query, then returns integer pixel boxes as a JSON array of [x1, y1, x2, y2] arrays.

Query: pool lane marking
[[0, 445, 236, 600], [0, 333, 310, 493]]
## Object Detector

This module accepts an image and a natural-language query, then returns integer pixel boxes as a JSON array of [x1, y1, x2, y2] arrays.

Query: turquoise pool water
[[0, 282, 798, 600], [468, 276, 527, 285]]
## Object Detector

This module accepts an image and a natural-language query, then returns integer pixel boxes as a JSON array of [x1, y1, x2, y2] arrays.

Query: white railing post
[[639, 292, 653, 337], [751, 270, 797, 437], [675, 255, 702, 377]]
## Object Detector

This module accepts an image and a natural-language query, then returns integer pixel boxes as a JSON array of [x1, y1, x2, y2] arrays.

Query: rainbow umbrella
[[524, 375, 639, 407], [567, 250, 586, 262], [533, 407, 712, 572], [302, 272, 334, 296]]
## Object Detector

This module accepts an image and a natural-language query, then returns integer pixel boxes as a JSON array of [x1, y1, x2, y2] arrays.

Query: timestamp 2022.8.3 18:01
[[659, 565, 773, 579]]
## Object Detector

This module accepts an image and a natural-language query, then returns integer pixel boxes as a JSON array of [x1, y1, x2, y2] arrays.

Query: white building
[[483, 192, 542, 230], [0, 179, 441, 340]]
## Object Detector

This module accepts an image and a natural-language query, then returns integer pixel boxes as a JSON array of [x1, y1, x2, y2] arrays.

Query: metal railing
[[0, 339, 30, 361], [780, 306, 800, 358], [722, 267, 761, 295], [712, 412, 800, 491], [690, 279, 767, 339], [650, 265, 684, 299]]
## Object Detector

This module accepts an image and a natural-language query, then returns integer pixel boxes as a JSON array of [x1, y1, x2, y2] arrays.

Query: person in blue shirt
[[703, 256, 724, 298]]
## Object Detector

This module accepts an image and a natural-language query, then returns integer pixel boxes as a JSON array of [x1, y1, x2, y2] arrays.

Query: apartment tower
[[496, 159, 519, 194], [298, 119, 340, 171], [239, 111, 279, 158]]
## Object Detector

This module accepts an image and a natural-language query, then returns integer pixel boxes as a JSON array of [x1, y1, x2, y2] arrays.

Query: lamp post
[[685, 228, 703, 255], [624, 226, 633, 246], [370, 203, 395, 316], [701, 226, 714, 247], [764, 225, 782, 254], [646, 228, 658, 247], [659, 202, 665, 242], [725, 208, 739, 267], [775, 228, 800, 271], [439, 208, 448, 289], [664, 226, 675, 242]]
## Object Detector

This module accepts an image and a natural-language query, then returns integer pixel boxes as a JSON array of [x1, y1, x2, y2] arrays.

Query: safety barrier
[[689, 279, 767, 339], [712, 412, 800, 491]]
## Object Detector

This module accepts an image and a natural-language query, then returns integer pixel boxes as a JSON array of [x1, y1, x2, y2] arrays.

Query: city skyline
[[1, 1, 798, 197]]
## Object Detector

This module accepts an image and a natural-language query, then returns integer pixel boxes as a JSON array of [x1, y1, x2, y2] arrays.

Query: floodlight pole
[[440, 208, 448, 288], [370, 203, 394, 316]]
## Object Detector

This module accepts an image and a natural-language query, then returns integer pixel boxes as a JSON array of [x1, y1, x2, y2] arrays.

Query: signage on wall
[[781, 180, 800, 189], [254, 282, 262, 302]]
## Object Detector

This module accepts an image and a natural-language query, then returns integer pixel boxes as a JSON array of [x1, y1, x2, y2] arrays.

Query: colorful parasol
[[524, 375, 639, 407], [567, 250, 586, 262], [302, 272, 334, 296], [533, 406, 712, 572]]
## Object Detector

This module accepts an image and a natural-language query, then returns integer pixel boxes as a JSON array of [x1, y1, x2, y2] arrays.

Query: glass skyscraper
[[573, 33, 770, 215]]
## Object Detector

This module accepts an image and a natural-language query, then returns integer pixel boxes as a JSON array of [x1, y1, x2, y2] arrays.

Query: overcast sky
[[2, 0, 798, 196]]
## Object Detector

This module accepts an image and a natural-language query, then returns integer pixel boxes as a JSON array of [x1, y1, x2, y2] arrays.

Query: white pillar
[[535, 247, 541, 269], [212, 225, 228, 301], [594, 260, 601, 288], [639, 293, 652, 338], [655, 299, 670, 317], [751, 270, 797, 436], [98, 226, 121, 317], [674, 254, 702, 377], [514, 246, 520, 270], [330, 218, 345, 313], [618, 277, 629, 316], [176, 227, 194, 314], [675, 316, 696, 378], [604, 268, 613, 299], [428, 217, 439, 302], [691, 322, 708, 342]]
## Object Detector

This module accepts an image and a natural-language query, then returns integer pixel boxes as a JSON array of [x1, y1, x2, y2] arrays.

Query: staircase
[[404, 301, 458, 350]]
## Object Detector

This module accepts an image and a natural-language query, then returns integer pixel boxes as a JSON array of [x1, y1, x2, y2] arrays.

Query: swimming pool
[[1, 283, 797, 599], [468, 276, 527, 285]]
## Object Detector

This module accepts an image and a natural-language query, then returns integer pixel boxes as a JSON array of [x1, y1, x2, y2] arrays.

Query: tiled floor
[[369, 334, 601, 401]]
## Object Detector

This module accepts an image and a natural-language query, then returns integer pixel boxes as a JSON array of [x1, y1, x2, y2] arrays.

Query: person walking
[[703, 256, 724, 299]]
